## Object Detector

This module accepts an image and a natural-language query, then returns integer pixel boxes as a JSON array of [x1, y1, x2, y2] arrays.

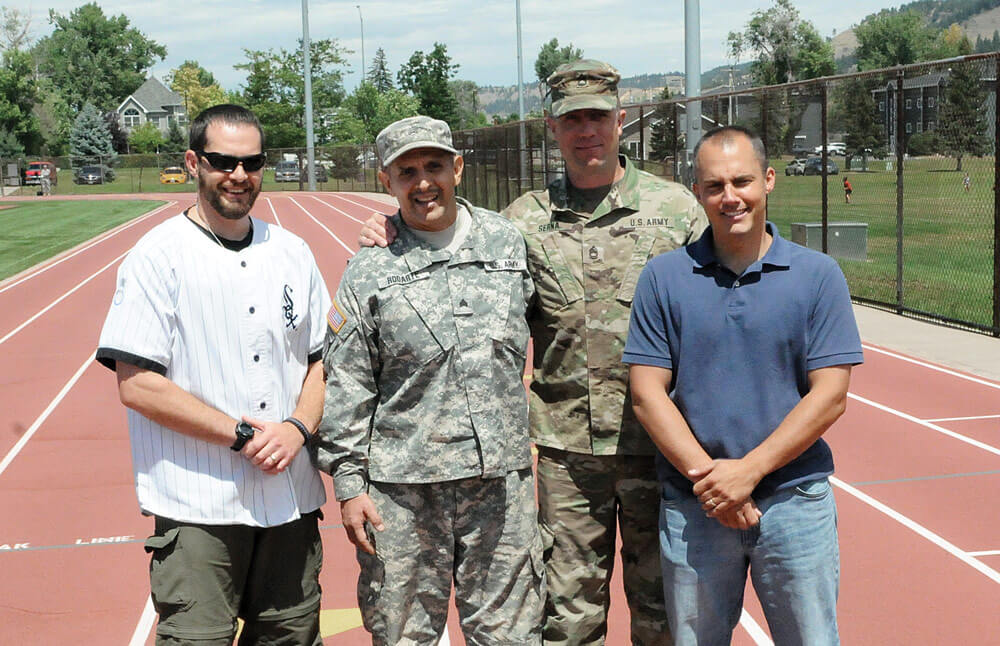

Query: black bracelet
[[283, 417, 311, 445]]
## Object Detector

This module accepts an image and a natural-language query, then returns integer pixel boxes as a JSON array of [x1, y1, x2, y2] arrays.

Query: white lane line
[[862, 344, 1000, 391], [128, 595, 156, 646], [327, 192, 396, 214], [306, 194, 368, 224], [848, 393, 1000, 457], [831, 476, 1000, 585], [968, 550, 1000, 557], [739, 609, 774, 645], [0, 200, 174, 295], [924, 414, 1000, 423], [0, 352, 94, 477], [265, 197, 283, 228], [287, 197, 354, 254], [0, 250, 128, 347]]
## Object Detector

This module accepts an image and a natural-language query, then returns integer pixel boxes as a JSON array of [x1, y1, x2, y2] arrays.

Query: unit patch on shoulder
[[327, 301, 347, 334]]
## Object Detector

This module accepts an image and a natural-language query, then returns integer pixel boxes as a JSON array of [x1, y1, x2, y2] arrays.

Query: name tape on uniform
[[377, 271, 430, 290], [484, 259, 527, 272]]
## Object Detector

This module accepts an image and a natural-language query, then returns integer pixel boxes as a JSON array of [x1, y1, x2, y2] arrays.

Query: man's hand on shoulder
[[340, 494, 385, 555], [358, 212, 396, 248], [242, 416, 306, 474]]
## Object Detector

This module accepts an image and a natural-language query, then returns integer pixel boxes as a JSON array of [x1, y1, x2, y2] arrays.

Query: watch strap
[[283, 417, 311, 446]]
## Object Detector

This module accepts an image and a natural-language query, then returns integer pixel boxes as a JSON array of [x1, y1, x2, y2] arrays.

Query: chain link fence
[[3, 54, 997, 335]]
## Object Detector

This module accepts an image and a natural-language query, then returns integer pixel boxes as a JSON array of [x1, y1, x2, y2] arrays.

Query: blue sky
[[30, 0, 908, 91]]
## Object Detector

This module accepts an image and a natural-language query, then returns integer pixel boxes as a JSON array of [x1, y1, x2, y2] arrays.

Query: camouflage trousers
[[357, 468, 545, 645], [536, 447, 670, 646]]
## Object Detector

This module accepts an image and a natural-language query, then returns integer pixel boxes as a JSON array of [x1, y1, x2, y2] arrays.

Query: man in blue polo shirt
[[623, 125, 863, 646]]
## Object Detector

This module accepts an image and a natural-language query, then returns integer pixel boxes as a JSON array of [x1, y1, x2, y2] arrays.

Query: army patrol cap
[[546, 59, 621, 117], [376, 115, 458, 167]]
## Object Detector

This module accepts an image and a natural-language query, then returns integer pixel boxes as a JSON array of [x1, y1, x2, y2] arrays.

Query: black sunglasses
[[196, 150, 267, 173]]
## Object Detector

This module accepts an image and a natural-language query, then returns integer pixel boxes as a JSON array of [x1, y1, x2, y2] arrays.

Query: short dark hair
[[692, 125, 768, 182], [188, 104, 265, 152]]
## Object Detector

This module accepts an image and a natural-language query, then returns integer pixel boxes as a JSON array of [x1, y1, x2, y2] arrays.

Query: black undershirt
[[183, 207, 254, 251]]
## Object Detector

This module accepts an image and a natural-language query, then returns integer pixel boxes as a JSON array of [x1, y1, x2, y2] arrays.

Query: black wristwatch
[[230, 421, 255, 451]]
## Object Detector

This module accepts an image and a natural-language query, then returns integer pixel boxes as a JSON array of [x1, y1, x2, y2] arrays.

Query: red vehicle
[[24, 161, 58, 186]]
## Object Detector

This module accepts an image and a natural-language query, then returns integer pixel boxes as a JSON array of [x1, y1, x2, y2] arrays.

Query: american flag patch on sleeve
[[327, 301, 347, 334]]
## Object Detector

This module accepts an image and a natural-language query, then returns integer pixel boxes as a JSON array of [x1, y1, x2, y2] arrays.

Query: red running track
[[0, 193, 998, 645]]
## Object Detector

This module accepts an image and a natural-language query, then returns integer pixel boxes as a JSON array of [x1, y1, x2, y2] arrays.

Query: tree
[[534, 38, 583, 88], [936, 39, 989, 171], [70, 103, 115, 162], [166, 118, 186, 152], [103, 110, 129, 154], [450, 80, 489, 130], [235, 39, 349, 147], [0, 49, 40, 153], [128, 121, 164, 153], [727, 0, 834, 85], [333, 81, 419, 144], [34, 3, 166, 112], [0, 126, 22, 157], [33, 79, 72, 155], [854, 10, 939, 70], [831, 78, 884, 171], [650, 87, 681, 162], [367, 47, 393, 92], [0, 6, 32, 51], [397, 43, 460, 126], [167, 60, 226, 120]]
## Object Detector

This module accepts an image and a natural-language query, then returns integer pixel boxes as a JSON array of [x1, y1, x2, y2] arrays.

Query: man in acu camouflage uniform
[[314, 115, 544, 645], [502, 60, 707, 645]]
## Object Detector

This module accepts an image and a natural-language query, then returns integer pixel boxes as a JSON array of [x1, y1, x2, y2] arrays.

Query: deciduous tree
[[128, 121, 164, 154], [727, 0, 834, 85], [854, 10, 939, 70], [534, 38, 583, 87], [333, 81, 419, 144], [0, 50, 40, 153], [34, 3, 166, 112], [167, 60, 226, 120], [397, 43, 459, 126]]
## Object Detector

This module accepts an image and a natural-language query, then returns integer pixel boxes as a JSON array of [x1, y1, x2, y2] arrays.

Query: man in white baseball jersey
[[97, 104, 331, 645]]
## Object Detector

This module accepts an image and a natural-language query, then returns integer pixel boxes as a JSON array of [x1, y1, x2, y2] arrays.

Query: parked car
[[274, 160, 300, 182], [785, 158, 808, 176], [813, 143, 846, 156], [74, 165, 115, 184], [304, 163, 328, 183], [803, 157, 840, 175], [24, 161, 57, 186], [159, 166, 188, 184]]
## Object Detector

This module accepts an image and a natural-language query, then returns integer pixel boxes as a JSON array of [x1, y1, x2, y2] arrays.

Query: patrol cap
[[376, 115, 458, 168], [546, 59, 621, 117]]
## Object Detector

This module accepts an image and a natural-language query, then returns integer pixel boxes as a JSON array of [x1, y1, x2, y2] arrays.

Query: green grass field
[[0, 199, 165, 281], [770, 155, 996, 329]]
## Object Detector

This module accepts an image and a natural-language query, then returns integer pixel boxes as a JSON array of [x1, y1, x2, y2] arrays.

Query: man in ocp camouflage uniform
[[313, 115, 544, 645], [503, 60, 708, 645]]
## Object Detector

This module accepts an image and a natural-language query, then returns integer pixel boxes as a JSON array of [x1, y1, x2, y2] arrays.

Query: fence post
[[760, 91, 768, 156], [821, 83, 829, 254], [895, 67, 906, 314], [638, 107, 646, 171], [672, 102, 680, 183], [994, 57, 1000, 335]]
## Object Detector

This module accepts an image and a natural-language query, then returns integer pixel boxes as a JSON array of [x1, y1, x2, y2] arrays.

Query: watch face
[[238, 422, 254, 438]]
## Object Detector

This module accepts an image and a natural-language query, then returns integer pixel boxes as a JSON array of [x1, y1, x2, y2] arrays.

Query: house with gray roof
[[116, 77, 187, 135]]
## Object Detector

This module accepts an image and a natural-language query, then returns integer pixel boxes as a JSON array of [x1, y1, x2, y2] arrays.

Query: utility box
[[790, 222, 868, 261]]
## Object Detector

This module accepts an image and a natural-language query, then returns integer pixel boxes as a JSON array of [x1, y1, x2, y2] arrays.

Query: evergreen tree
[[103, 110, 128, 154], [70, 103, 115, 163], [166, 118, 186, 152], [367, 48, 393, 92], [831, 78, 884, 171], [937, 39, 989, 171], [397, 43, 460, 127], [649, 87, 680, 161]]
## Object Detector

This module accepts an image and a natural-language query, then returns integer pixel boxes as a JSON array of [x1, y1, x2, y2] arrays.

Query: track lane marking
[[968, 550, 1000, 557], [739, 609, 774, 645], [849, 469, 1000, 486], [924, 414, 1000, 422], [0, 200, 175, 295], [0, 249, 129, 347], [848, 393, 1000, 457], [831, 476, 1000, 584], [0, 352, 94, 477], [326, 192, 396, 214], [861, 344, 1000, 390], [306, 194, 369, 224], [128, 596, 156, 646], [265, 197, 283, 228], [287, 197, 355, 254]]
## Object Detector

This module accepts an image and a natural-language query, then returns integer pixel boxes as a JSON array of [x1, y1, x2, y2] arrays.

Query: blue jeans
[[659, 477, 839, 646]]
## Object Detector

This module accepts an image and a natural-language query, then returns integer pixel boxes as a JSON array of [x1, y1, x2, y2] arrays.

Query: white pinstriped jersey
[[97, 214, 332, 527]]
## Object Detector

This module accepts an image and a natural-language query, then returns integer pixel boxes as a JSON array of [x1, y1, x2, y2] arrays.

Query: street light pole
[[516, 0, 527, 183], [684, 0, 702, 186], [302, 0, 316, 191], [357, 5, 366, 80]]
